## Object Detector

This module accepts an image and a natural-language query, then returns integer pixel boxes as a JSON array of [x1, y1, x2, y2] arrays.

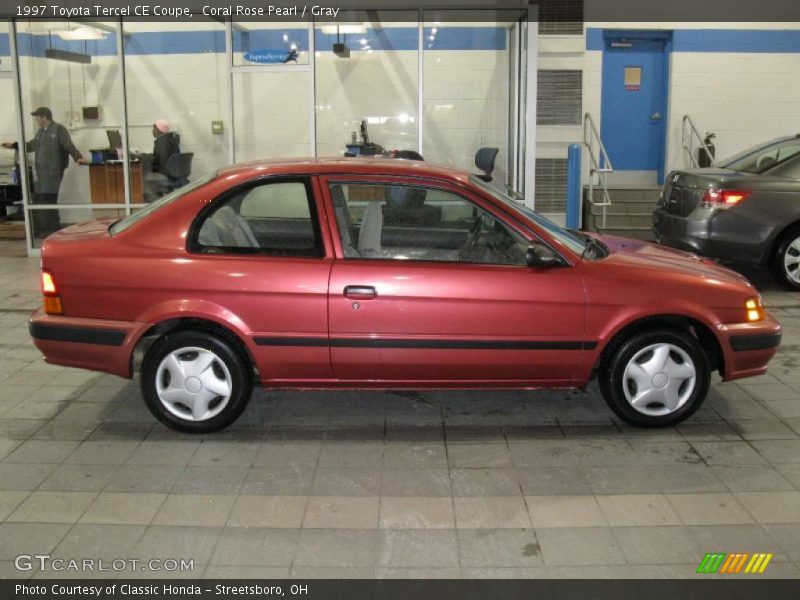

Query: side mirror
[[526, 244, 562, 269]]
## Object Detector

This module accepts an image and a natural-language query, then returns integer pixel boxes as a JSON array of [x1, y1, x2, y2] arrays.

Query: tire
[[599, 329, 710, 428], [771, 225, 800, 291], [140, 330, 253, 433]]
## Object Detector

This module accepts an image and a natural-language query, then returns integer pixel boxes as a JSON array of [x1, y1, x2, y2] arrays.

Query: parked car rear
[[654, 135, 800, 289]]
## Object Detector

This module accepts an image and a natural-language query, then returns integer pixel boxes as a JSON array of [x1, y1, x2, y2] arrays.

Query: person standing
[[2, 106, 87, 239]]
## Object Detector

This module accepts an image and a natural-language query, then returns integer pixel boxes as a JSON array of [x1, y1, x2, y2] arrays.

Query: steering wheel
[[458, 215, 485, 261]]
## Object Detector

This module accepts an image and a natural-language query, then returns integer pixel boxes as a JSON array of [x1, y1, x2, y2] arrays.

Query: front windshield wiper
[[569, 229, 606, 260]]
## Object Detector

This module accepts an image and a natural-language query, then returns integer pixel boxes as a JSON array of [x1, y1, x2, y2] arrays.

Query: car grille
[[663, 183, 703, 217]]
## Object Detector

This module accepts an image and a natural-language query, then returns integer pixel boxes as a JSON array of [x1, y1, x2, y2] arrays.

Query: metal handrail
[[681, 115, 716, 168], [582, 113, 613, 228]]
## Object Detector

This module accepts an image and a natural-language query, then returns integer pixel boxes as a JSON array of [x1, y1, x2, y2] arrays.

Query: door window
[[191, 180, 323, 257], [329, 182, 529, 265]]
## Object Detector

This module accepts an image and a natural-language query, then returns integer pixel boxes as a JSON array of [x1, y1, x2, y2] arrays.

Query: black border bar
[[4, 0, 800, 22], [730, 332, 782, 352], [255, 336, 598, 350], [29, 322, 127, 347], [4, 579, 800, 600]]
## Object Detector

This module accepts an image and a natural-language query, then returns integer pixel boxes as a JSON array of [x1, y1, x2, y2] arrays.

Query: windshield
[[109, 174, 215, 235], [721, 137, 800, 174], [470, 177, 587, 256]]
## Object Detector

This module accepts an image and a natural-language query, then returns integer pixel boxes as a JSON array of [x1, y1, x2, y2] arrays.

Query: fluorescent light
[[56, 26, 106, 41], [320, 24, 367, 35]]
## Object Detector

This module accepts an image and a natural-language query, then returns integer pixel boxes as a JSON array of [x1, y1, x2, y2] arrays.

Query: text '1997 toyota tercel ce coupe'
[[29, 159, 782, 432]]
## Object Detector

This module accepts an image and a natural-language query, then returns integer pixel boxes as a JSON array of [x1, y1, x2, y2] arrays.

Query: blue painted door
[[600, 34, 669, 183]]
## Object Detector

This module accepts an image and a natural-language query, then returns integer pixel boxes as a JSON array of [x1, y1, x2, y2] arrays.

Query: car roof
[[216, 157, 474, 184]]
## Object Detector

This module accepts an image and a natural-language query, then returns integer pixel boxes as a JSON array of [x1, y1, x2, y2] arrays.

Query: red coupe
[[29, 159, 781, 432]]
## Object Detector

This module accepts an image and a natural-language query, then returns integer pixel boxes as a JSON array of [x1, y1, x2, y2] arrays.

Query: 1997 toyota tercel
[[29, 159, 781, 432]]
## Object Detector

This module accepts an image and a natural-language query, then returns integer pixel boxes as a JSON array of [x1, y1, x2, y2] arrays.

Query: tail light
[[701, 189, 752, 209], [41, 270, 63, 315]]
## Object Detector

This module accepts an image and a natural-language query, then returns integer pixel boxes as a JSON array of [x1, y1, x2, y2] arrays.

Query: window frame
[[186, 175, 326, 258], [322, 175, 554, 268]]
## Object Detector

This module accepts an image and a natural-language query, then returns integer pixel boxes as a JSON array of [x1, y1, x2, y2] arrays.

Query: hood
[[594, 234, 753, 288]]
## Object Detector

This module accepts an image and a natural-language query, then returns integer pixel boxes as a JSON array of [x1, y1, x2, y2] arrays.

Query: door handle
[[651, 112, 662, 121], [343, 285, 377, 300]]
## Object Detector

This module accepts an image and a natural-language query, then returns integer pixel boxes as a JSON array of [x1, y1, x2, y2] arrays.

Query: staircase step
[[584, 187, 662, 204]]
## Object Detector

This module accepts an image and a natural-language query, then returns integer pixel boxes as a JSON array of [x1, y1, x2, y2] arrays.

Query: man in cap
[[2, 107, 87, 238]]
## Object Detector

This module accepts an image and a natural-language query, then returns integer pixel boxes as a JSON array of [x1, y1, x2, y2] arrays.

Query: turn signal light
[[745, 297, 764, 322], [41, 271, 63, 315], [702, 189, 752, 208]]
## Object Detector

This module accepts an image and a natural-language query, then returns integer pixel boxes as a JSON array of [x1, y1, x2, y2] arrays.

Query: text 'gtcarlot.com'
[[15, 554, 194, 573]]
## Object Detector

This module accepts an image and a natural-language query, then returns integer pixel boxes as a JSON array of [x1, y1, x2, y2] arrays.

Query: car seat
[[209, 205, 259, 248], [358, 201, 384, 257]]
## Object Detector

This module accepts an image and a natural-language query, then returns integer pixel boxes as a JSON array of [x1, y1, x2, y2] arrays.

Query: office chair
[[475, 147, 499, 182], [165, 152, 194, 189]]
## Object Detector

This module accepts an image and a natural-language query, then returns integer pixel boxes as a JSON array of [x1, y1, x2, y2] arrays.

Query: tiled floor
[[0, 253, 799, 579]]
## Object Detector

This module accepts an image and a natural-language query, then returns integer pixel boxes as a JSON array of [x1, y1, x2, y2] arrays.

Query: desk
[[89, 163, 143, 203]]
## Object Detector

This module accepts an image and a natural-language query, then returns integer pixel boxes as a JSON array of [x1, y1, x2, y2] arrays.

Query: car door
[[323, 176, 587, 383], [188, 176, 334, 381]]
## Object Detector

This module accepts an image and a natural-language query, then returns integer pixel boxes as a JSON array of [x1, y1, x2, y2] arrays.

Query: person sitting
[[144, 119, 181, 202]]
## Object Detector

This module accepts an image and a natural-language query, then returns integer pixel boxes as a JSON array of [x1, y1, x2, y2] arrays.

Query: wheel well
[[767, 220, 800, 264], [131, 317, 259, 378], [595, 315, 724, 377]]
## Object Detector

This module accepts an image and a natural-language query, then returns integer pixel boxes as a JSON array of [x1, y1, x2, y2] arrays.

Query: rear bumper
[[717, 313, 782, 381], [29, 310, 143, 378], [652, 207, 771, 264]]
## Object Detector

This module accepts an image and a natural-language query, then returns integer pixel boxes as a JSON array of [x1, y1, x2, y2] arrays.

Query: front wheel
[[771, 225, 800, 291], [141, 330, 253, 433], [599, 329, 710, 427]]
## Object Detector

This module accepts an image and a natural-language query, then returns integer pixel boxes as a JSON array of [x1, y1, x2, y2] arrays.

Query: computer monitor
[[106, 129, 122, 150]]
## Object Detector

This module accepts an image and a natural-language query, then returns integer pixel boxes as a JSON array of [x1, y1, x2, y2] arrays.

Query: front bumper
[[29, 310, 144, 378], [716, 312, 782, 381]]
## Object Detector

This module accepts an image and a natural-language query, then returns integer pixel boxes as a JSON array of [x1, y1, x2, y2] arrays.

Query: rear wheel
[[771, 225, 800, 291], [599, 329, 710, 427], [141, 330, 253, 433]]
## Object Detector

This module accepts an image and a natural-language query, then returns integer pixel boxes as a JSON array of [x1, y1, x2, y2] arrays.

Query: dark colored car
[[653, 135, 800, 290], [29, 159, 781, 433]]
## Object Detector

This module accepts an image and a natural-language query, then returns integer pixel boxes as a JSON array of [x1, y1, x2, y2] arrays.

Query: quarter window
[[193, 180, 322, 257], [329, 182, 529, 266]]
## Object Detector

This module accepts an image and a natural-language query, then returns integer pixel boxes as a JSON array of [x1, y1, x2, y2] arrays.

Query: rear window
[[722, 138, 800, 174], [109, 174, 215, 235]]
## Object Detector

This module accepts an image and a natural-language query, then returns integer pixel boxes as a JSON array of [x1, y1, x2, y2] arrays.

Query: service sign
[[243, 49, 300, 64]]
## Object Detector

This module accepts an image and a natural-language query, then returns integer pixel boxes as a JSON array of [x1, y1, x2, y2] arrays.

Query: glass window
[[471, 176, 587, 256], [193, 179, 322, 257], [330, 182, 529, 265], [123, 19, 230, 204], [110, 174, 215, 235], [769, 155, 800, 180], [14, 19, 125, 246], [423, 18, 512, 188], [315, 12, 419, 157], [722, 138, 800, 174]]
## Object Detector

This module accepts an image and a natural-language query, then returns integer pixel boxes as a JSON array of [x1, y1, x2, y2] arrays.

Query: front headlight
[[745, 296, 765, 322]]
